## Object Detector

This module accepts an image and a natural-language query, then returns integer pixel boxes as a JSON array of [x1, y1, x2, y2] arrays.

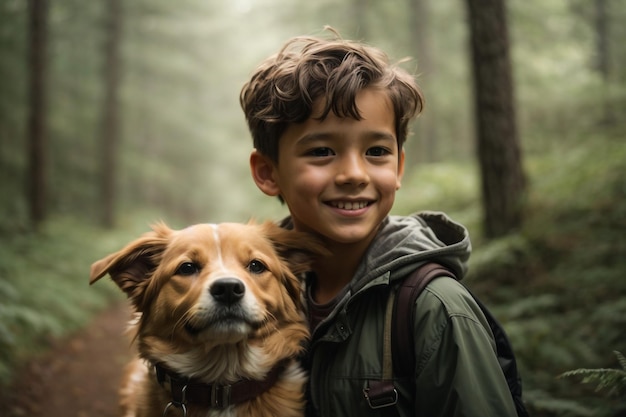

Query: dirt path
[[0, 302, 134, 417]]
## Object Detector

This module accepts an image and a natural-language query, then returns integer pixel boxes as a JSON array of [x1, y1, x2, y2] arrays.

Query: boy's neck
[[311, 240, 370, 304]]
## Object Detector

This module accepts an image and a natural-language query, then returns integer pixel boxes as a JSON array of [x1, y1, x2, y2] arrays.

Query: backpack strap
[[392, 262, 456, 376], [363, 288, 399, 414], [363, 263, 453, 416]]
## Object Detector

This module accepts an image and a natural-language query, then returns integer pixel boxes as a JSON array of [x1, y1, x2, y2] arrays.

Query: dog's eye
[[247, 259, 267, 274], [176, 262, 199, 276]]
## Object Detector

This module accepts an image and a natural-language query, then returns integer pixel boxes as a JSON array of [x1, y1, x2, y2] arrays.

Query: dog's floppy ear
[[89, 222, 172, 309], [261, 222, 329, 310], [261, 222, 330, 275]]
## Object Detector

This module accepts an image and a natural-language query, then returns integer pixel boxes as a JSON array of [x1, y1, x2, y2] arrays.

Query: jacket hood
[[350, 211, 471, 293], [280, 211, 471, 292]]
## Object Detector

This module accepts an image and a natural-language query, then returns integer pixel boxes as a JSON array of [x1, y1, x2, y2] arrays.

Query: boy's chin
[[321, 225, 382, 247]]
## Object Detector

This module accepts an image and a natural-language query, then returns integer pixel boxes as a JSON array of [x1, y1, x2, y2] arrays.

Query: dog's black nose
[[210, 278, 245, 304]]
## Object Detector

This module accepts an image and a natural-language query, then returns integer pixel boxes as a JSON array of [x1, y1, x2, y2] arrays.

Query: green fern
[[559, 351, 626, 398]]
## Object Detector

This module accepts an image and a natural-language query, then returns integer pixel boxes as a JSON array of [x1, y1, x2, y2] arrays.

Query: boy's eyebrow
[[296, 131, 397, 145], [296, 132, 332, 145]]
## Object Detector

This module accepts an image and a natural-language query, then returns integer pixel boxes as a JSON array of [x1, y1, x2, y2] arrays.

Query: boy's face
[[251, 88, 404, 248]]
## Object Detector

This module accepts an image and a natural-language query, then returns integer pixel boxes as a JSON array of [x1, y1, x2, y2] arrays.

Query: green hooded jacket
[[302, 211, 518, 417]]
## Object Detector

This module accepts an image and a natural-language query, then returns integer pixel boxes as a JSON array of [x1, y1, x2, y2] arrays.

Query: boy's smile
[[251, 88, 405, 252]]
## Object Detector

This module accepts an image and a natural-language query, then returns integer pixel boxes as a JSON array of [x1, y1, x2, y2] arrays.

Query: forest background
[[0, 0, 625, 416]]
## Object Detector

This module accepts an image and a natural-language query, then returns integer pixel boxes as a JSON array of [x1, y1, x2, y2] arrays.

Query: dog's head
[[90, 221, 327, 351]]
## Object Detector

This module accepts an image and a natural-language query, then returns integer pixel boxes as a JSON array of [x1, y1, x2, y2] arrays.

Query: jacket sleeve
[[412, 277, 518, 417]]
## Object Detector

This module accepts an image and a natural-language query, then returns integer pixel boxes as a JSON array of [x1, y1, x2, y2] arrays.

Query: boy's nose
[[335, 155, 369, 186]]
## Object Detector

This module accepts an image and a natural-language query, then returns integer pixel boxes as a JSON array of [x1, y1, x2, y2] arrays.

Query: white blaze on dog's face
[[90, 221, 325, 352], [164, 223, 296, 343]]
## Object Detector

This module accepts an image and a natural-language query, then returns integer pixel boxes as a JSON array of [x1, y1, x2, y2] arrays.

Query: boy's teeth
[[333, 201, 367, 210]]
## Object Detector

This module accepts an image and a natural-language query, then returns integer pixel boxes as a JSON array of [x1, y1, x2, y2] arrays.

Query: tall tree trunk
[[594, 0, 614, 125], [26, 0, 48, 230], [100, 0, 122, 228], [409, 0, 437, 164], [465, 0, 526, 238], [594, 0, 609, 79]]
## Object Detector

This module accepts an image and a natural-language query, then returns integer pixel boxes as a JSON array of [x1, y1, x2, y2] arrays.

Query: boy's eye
[[308, 147, 334, 157], [176, 262, 200, 276], [366, 147, 391, 157]]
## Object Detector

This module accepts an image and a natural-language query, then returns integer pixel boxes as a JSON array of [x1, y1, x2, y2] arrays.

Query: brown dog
[[90, 221, 326, 417]]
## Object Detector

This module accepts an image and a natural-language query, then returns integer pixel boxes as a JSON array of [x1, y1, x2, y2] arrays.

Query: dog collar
[[154, 359, 289, 413]]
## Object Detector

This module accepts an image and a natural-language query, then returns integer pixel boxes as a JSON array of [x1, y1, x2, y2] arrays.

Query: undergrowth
[[467, 136, 626, 416], [559, 351, 626, 399], [0, 215, 155, 385]]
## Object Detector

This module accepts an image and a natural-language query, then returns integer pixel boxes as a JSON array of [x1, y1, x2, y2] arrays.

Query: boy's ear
[[396, 148, 406, 190], [250, 149, 281, 197]]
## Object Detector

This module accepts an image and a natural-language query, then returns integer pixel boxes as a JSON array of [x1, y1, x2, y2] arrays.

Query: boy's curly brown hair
[[240, 29, 424, 163]]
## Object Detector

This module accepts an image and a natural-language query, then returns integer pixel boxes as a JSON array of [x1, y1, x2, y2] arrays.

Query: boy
[[240, 30, 518, 417]]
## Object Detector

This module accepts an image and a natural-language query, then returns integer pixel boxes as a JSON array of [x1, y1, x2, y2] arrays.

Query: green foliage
[[522, 392, 595, 417], [476, 139, 625, 416], [560, 351, 626, 398], [0, 216, 149, 385]]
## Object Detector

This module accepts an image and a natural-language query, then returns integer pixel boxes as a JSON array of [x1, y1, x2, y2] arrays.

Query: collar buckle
[[163, 384, 188, 416], [211, 383, 232, 408]]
